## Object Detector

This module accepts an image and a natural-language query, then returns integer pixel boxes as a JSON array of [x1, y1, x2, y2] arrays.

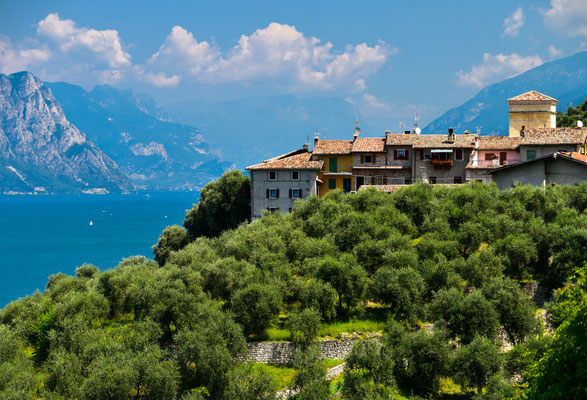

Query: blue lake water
[[0, 192, 199, 307]]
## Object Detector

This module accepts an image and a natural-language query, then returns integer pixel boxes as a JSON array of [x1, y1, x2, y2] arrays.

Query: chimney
[[464, 130, 470, 135], [448, 127, 455, 142], [520, 125, 525, 137], [302, 143, 309, 151], [314, 135, 320, 149]]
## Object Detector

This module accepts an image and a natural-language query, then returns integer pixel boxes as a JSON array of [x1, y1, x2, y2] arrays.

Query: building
[[486, 152, 587, 190], [246, 147, 323, 219], [519, 127, 587, 161], [466, 136, 521, 183], [352, 137, 388, 189], [312, 137, 354, 197], [508, 91, 557, 137]]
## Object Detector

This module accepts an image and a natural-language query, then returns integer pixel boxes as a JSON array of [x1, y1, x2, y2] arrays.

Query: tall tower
[[507, 90, 558, 137]]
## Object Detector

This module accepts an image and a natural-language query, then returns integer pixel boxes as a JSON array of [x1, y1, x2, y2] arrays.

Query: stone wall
[[246, 335, 379, 364]]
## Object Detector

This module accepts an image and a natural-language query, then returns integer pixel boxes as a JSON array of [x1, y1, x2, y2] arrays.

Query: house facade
[[311, 138, 354, 197], [246, 148, 323, 220]]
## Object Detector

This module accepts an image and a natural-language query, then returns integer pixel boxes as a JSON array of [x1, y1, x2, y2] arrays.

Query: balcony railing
[[469, 159, 514, 167]]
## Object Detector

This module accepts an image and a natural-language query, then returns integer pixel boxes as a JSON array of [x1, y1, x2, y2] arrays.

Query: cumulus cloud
[[456, 53, 543, 88], [503, 8, 525, 37], [548, 45, 563, 58], [146, 22, 392, 91], [362, 93, 390, 112], [0, 38, 51, 74], [542, 0, 587, 36], [37, 13, 130, 68]]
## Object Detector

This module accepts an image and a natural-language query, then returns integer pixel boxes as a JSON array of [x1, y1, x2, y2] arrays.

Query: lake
[[0, 192, 199, 307]]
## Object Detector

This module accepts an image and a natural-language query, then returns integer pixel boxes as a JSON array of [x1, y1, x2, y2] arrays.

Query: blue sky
[[1, 0, 586, 128]]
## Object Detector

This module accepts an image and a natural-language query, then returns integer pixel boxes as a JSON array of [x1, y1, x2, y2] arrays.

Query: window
[[269, 171, 277, 180], [267, 207, 279, 213], [288, 208, 292, 213], [424, 150, 432, 159], [329, 157, 338, 173], [290, 188, 301, 198], [291, 170, 299, 180], [527, 150, 536, 160], [364, 154, 373, 163], [267, 188, 279, 199], [395, 149, 408, 160], [328, 179, 336, 190], [376, 176, 383, 185], [455, 149, 463, 161], [404, 178, 412, 184], [454, 176, 462, 184], [429, 176, 437, 184]]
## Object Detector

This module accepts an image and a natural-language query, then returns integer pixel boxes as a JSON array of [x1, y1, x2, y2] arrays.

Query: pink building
[[467, 136, 522, 183]]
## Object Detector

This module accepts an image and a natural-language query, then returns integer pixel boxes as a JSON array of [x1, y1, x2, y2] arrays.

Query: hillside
[[46, 82, 231, 191], [558, 96, 587, 127], [424, 51, 587, 135], [0, 72, 133, 194], [1, 179, 586, 399]]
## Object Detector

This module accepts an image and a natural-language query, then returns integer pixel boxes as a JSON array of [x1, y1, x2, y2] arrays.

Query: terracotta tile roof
[[521, 127, 587, 145], [386, 133, 476, 148], [476, 136, 522, 150], [507, 90, 558, 103], [313, 140, 353, 155], [246, 151, 323, 170], [560, 152, 587, 164], [351, 137, 386, 152], [485, 151, 587, 174]]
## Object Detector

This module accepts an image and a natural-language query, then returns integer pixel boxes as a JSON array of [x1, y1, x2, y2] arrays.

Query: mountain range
[[47, 82, 231, 191], [0, 72, 133, 194], [423, 51, 587, 135]]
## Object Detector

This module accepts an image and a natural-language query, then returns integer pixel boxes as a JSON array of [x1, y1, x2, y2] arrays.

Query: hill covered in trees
[[1, 176, 586, 399], [557, 96, 587, 127]]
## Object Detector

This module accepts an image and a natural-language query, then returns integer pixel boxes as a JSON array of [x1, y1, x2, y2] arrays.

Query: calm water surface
[[0, 192, 198, 307]]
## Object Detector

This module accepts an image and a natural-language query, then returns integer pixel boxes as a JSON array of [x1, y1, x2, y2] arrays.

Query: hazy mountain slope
[[47, 82, 230, 191], [0, 72, 133, 194], [424, 51, 587, 135], [165, 95, 376, 167]]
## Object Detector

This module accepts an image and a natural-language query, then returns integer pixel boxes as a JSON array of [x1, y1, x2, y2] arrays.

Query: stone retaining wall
[[245, 338, 358, 364]]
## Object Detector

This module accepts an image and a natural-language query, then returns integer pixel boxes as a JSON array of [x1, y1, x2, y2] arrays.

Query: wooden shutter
[[372, 154, 376, 163], [394, 150, 398, 160], [276, 189, 280, 198], [360, 154, 364, 163], [289, 189, 292, 198], [420, 150, 424, 160], [299, 189, 302, 197], [405, 151, 409, 160], [266, 189, 269, 198]]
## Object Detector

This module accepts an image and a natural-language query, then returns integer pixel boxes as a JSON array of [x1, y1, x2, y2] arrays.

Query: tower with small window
[[507, 91, 557, 137]]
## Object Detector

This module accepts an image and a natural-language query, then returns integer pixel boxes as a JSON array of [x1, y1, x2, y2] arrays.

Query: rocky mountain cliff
[[0, 72, 133, 194], [424, 51, 587, 135], [46, 82, 231, 191]]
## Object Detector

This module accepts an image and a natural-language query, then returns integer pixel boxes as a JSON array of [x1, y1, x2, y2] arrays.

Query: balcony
[[431, 159, 453, 168]]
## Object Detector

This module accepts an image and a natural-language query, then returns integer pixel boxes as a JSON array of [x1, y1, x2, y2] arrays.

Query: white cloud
[[456, 53, 543, 88], [37, 13, 130, 68], [143, 71, 181, 87], [503, 8, 525, 37], [548, 45, 563, 58], [362, 93, 390, 112], [542, 0, 587, 36], [0, 38, 51, 74], [146, 22, 392, 91]]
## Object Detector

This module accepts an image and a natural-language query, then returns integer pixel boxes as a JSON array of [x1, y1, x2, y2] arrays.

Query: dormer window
[[269, 171, 277, 180]]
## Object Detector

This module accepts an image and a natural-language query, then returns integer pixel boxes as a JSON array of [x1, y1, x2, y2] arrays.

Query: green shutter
[[328, 179, 337, 190], [329, 157, 338, 172], [527, 150, 536, 160]]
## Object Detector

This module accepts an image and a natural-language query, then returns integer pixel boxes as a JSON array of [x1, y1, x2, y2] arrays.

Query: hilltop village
[[247, 91, 587, 219]]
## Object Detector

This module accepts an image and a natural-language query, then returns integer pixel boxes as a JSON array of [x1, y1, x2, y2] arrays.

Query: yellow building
[[508, 91, 557, 137], [311, 137, 354, 197]]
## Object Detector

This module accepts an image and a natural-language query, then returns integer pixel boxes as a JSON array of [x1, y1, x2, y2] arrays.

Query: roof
[[386, 134, 477, 149], [351, 137, 386, 153], [476, 136, 522, 150], [521, 127, 587, 145], [246, 150, 323, 170], [507, 91, 558, 103], [485, 152, 587, 175], [313, 140, 353, 155]]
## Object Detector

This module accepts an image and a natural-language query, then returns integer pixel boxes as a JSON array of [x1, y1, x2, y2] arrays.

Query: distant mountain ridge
[[164, 95, 375, 168], [424, 51, 587, 135], [46, 82, 231, 191], [0, 72, 133, 194]]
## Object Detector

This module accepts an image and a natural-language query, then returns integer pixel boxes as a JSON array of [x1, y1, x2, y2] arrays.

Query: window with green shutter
[[328, 179, 336, 190], [329, 157, 338, 172], [527, 150, 536, 160]]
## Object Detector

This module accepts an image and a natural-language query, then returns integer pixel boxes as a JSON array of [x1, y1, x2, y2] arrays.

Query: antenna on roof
[[322, 128, 327, 140], [400, 121, 405, 133], [414, 113, 419, 128], [476, 126, 481, 135]]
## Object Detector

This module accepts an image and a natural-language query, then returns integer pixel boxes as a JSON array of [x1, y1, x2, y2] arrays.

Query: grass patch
[[250, 363, 296, 390], [322, 359, 344, 369]]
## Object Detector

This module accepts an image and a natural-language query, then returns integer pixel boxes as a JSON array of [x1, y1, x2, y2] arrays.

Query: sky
[[1, 0, 587, 128]]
